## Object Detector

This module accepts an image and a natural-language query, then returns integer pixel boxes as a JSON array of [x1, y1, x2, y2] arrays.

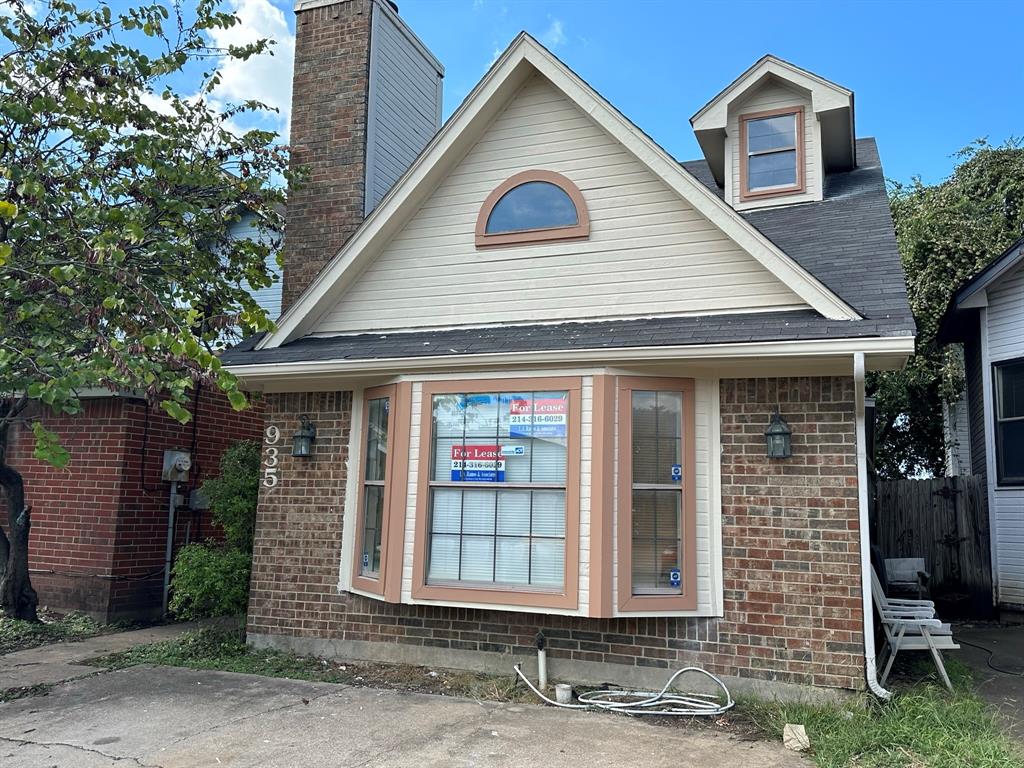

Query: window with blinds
[[426, 391, 569, 589], [359, 395, 390, 577], [630, 390, 684, 595]]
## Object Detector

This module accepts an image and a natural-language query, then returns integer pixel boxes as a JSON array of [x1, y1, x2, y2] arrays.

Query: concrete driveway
[[0, 666, 805, 767]]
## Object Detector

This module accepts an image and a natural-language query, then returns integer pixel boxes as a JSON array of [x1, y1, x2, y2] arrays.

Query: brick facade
[[247, 376, 865, 694], [6, 389, 264, 621], [281, 0, 372, 311]]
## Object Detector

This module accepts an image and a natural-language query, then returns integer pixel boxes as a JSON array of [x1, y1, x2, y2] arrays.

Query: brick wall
[[5, 389, 264, 621], [247, 377, 864, 693], [281, 0, 372, 311]]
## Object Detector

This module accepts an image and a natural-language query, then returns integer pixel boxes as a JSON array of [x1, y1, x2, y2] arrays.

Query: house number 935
[[263, 425, 281, 488]]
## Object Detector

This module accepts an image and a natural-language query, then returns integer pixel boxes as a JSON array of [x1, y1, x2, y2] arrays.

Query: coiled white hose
[[513, 663, 735, 716]]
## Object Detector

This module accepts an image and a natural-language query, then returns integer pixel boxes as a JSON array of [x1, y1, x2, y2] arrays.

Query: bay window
[[616, 377, 697, 611], [412, 378, 581, 609]]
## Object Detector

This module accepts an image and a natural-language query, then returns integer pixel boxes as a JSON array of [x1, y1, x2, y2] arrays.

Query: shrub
[[200, 440, 260, 552], [170, 440, 260, 619], [169, 544, 252, 620]]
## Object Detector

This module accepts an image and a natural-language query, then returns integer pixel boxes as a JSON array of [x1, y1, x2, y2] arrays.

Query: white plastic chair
[[871, 570, 959, 691], [870, 567, 935, 618]]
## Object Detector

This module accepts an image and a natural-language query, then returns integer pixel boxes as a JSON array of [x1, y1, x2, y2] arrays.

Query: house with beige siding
[[223, 0, 915, 698], [941, 237, 1024, 618]]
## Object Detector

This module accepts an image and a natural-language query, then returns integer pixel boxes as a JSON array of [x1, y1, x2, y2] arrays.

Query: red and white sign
[[509, 397, 567, 437], [450, 444, 505, 481]]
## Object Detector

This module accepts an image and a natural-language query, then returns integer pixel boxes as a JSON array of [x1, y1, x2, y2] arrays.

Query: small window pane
[[485, 181, 579, 234], [998, 361, 1024, 419], [997, 421, 1024, 482], [460, 535, 494, 582], [462, 489, 496, 535], [496, 490, 530, 535], [530, 539, 564, 587], [360, 485, 384, 575], [748, 150, 797, 191], [631, 490, 681, 594], [631, 390, 682, 484], [428, 534, 460, 581], [431, 488, 462, 534], [495, 537, 530, 584], [532, 490, 566, 537], [747, 114, 796, 153], [364, 397, 389, 482]]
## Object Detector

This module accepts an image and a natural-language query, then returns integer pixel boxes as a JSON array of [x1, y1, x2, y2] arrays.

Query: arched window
[[475, 170, 590, 248]]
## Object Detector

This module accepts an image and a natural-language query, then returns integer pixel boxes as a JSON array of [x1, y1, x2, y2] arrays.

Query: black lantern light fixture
[[291, 414, 317, 458], [765, 408, 792, 459]]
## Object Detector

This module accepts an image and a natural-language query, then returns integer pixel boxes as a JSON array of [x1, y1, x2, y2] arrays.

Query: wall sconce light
[[291, 414, 317, 458], [765, 408, 792, 459]]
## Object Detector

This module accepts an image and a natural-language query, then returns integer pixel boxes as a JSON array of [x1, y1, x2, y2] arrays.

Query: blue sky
[[150, 0, 1024, 186]]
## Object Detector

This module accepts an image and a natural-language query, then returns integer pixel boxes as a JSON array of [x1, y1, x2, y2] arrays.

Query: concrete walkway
[[0, 623, 195, 691], [955, 624, 1024, 740], [0, 666, 805, 768]]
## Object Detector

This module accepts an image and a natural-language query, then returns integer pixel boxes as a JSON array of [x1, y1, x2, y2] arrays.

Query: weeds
[[0, 611, 107, 655], [741, 658, 1022, 768], [87, 627, 534, 703]]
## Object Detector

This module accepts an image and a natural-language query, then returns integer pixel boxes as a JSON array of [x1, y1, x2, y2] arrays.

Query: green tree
[[0, 0, 291, 619], [870, 139, 1024, 478]]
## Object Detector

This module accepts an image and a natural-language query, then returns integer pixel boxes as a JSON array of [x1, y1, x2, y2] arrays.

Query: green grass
[[0, 611, 106, 655], [740, 658, 1023, 768]]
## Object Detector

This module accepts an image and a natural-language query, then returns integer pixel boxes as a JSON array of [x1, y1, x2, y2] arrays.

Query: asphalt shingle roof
[[223, 137, 913, 367]]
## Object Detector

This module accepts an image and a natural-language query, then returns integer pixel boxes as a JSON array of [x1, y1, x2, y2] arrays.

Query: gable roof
[[222, 138, 915, 372], [938, 237, 1024, 342], [255, 34, 860, 352], [689, 54, 855, 185]]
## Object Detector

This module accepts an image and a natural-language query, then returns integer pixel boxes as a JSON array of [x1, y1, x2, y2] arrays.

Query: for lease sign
[[508, 397, 567, 438], [451, 444, 505, 482]]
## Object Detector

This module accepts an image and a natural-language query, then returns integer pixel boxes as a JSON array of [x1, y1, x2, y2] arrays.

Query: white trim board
[[260, 34, 860, 351]]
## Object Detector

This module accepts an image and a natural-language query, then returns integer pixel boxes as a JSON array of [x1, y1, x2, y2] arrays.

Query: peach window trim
[[474, 169, 590, 249]]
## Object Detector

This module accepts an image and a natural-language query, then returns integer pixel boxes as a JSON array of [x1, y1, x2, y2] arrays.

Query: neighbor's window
[[740, 108, 803, 199], [995, 359, 1024, 485], [427, 391, 569, 589], [475, 170, 589, 247], [617, 377, 697, 612]]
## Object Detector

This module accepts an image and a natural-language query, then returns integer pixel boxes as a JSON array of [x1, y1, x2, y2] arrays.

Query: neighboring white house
[[940, 236, 1024, 616]]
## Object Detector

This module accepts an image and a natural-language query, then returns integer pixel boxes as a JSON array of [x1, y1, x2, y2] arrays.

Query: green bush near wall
[[170, 441, 260, 620]]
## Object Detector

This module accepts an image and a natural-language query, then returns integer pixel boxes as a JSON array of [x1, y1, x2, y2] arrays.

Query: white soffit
[[260, 36, 860, 350]]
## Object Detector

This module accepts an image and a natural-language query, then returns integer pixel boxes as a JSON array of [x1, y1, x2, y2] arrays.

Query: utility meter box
[[162, 450, 192, 483]]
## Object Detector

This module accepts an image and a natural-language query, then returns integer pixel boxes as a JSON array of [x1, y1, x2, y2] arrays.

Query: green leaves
[[31, 422, 70, 469], [0, 0, 289, 468], [872, 139, 1024, 479]]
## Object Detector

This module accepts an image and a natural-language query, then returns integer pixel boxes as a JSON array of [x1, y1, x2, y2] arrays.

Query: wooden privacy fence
[[874, 475, 992, 617]]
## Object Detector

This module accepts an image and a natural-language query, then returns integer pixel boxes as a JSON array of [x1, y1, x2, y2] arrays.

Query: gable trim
[[261, 35, 860, 350]]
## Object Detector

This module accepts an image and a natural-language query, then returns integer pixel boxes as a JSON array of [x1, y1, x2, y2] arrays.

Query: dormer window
[[739, 107, 804, 200], [476, 170, 589, 248]]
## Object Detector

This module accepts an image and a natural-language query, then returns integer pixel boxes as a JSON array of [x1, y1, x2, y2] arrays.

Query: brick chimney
[[283, 0, 443, 312]]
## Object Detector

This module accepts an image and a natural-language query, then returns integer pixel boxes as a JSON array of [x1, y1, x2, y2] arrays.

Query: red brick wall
[[247, 377, 865, 693], [5, 389, 264, 621], [282, 0, 372, 311]]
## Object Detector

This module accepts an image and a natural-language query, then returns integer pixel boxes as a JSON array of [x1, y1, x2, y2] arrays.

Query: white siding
[[364, 3, 443, 215], [944, 389, 971, 476], [316, 75, 805, 335], [230, 212, 282, 320], [985, 262, 1024, 607], [726, 79, 822, 211]]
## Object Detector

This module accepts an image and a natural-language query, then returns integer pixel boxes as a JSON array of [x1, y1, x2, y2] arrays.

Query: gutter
[[853, 351, 892, 700]]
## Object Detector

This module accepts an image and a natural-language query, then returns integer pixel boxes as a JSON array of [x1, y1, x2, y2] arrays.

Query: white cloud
[[205, 0, 295, 138], [542, 18, 566, 48], [0, 1, 40, 18]]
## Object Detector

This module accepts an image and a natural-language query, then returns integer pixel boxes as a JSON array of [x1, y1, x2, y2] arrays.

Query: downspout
[[854, 351, 892, 700]]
